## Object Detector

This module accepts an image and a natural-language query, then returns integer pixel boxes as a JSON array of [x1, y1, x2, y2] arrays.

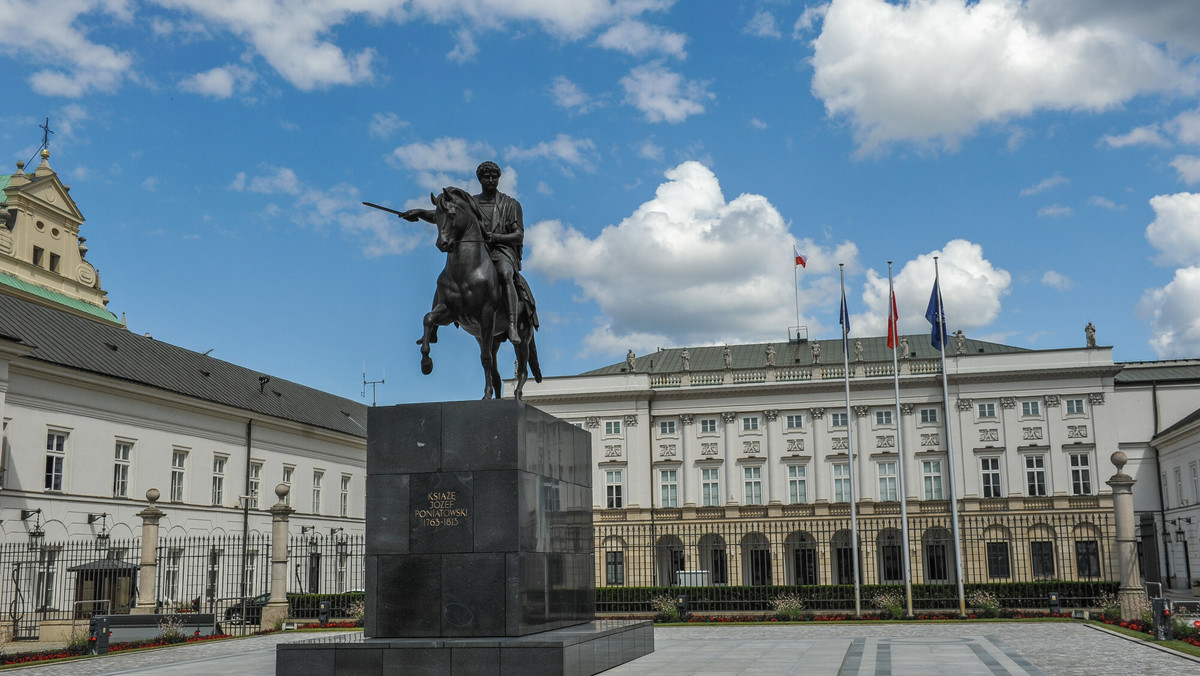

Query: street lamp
[[21, 509, 44, 552], [88, 513, 110, 552]]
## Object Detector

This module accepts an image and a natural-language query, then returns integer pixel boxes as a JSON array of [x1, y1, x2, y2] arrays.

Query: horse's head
[[431, 186, 483, 252]]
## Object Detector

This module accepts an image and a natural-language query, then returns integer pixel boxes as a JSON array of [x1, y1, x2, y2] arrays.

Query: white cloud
[[749, 117, 768, 130], [447, 28, 478, 63], [1145, 192, 1200, 266], [368, 112, 407, 139], [1170, 109, 1200, 146], [810, 0, 1197, 153], [1140, 265, 1200, 358], [392, 137, 495, 174], [620, 62, 712, 123], [1020, 173, 1068, 196], [793, 3, 829, 36], [637, 138, 664, 161], [595, 19, 687, 58], [1100, 124, 1170, 148], [1040, 270, 1072, 291], [2, 0, 135, 97], [550, 76, 596, 113], [178, 65, 256, 99], [526, 161, 844, 356], [229, 166, 302, 195], [854, 240, 1012, 338], [505, 134, 598, 171], [1087, 195, 1124, 210], [1037, 204, 1073, 218], [744, 10, 781, 39], [1170, 155, 1200, 184], [141, 176, 159, 192]]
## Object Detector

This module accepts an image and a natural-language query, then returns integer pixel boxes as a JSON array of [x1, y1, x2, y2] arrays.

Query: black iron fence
[[594, 511, 1117, 613]]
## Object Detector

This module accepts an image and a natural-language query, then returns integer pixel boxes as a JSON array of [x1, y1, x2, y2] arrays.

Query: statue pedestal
[[276, 400, 652, 675]]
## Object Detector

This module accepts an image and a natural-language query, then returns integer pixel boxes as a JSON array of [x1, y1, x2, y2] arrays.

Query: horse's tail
[[528, 332, 543, 383]]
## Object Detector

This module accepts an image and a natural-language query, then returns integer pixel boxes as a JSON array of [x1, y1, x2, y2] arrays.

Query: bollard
[[1152, 598, 1174, 641], [318, 600, 331, 625], [88, 616, 110, 655], [1047, 592, 1061, 615]]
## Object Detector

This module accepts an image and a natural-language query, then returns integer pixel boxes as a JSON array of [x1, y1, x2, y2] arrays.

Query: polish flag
[[887, 290, 900, 349], [794, 246, 807, 268]]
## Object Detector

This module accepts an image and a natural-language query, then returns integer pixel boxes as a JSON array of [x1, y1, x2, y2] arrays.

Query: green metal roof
[[0, 272, 122, 325], [1114, 361, 1200, 384]]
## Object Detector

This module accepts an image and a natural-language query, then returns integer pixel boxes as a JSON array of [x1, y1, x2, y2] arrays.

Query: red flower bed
[[0, 633, 231, 666]]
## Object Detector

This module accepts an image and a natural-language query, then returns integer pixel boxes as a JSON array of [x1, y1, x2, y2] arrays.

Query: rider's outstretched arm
[[400, 208, 436, 223]]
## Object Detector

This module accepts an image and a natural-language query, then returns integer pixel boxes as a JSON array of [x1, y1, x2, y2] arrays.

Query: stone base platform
[[276, 620, 653, 676]]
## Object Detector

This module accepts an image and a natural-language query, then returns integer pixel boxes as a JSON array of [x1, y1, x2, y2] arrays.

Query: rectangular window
[[701, 418, 717, 433], [335, 553, 348, 593], [605, 551, 625, 586], [1025, 455, 1047, 497], [605, 420, 621, 435], [113, 441, 132, 498], [922, 460, 944, 500], [786, 414, 803, 429], [35, 548, 59, 610], [701, 468, 720, 506], [986, 541, 1011, 578], [1070, 453, 1092, 496], [170, 450, 187, 501], [44, 431, 67, 491], [1031, 541, 1055, 578], [1192, 463, 1199, 505], [48, 252, 60, 272], [875, 410, 893, 426], [340, 474, 351, 517], [658, 420, 676, 436], [744, 466, 763, 505], [920, 408, 938, 424], [1066, 398, 1085, 415], [1021, 400, 1040, 417], [832, 412, 848, 427], [659, 469, 678, 508], [1176, 468, 1185, 506], [32, 245, 44, 267], [833, 462, 851, 503], [249, 462, 263, 509], [978, 403, 996, 418], [282, 466, 294, 506], [164, 549, 183, 603], [1075, 540, 1101, 577], [788, 465, 807, 504], [742, 416, 759, 432], [312, 471, 323, 513], [605, 470, 623, 509], [211, 455, 227, 505], [878, 461, 897, 501], [981, 457, 1002, 499]]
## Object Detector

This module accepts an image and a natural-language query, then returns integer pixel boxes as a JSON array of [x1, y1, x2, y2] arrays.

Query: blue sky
[[4, 0, 1200, 404]]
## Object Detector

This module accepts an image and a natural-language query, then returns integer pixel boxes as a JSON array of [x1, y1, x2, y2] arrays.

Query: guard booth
[[67, 559, 139, 619]]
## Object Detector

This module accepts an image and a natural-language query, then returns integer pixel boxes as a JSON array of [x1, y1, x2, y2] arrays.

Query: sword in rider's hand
[[363, 201, 421, 221]]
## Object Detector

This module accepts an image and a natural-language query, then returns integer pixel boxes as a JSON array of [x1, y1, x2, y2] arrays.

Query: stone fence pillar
[[262, 483, 295, 628], [131, 489, 164, 614], [1107, 451, 1143, 620]]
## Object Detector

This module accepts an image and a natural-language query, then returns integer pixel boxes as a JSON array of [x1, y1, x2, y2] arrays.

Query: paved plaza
[[3, 623, 1199, 675]]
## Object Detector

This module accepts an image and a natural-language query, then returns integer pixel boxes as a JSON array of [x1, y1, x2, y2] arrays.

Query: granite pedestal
[[277, 400, 652, 675]]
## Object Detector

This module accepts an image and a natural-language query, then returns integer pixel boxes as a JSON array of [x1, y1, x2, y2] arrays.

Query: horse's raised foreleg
[[420, 302, 451, 376]]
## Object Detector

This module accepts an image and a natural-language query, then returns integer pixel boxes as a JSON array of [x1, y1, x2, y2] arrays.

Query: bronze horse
[[418, 186, 541, 399]]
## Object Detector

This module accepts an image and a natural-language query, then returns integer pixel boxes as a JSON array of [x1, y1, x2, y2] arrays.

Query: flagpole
[[839, 264, 862, 618], [888, 262, 914, 617], [794, 257, 801, 339], [933, 256, 967, 616]]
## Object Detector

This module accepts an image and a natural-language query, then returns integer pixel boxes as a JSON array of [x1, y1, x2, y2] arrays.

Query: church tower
[[0, 149, 120, 325]]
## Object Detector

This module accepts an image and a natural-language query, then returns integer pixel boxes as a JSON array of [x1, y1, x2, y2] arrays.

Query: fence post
[[262, 483, 295, 629], [1106, 451, 1142, 620], [131, 488, 165, 615]]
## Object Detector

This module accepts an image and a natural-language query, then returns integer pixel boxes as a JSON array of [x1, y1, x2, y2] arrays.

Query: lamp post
[[21, 509, 44, 552], [88, 513, 110, 553]]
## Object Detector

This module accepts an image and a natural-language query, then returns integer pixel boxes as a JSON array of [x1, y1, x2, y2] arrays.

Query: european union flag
[[925, 280, 948, 351], [839, 290, 851, 355]]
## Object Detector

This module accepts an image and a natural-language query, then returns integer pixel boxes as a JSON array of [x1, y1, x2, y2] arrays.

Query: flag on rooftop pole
[[887, 284, 900, 350], [925, 278, 948, 351], [839, 286, 851, 357], [839, 264, 862, 618], [794, 246, 807, 268], [887, 262, 914, 618]]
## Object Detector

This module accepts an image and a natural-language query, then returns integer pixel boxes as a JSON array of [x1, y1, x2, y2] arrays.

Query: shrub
[[967, 589, 1001, 618], [157, 614, 186, 641], [770, 593, 806, 621], [651, 595, 680, 623], [871, 589, 905, 619]]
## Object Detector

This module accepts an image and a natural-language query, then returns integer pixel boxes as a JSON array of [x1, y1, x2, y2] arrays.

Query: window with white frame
[[878, 461, 897, 501], [978, 402, 996, 419], [744, 466, 763, 505], [1069, 453, 1092, 496], [658, 420, 676, 436], [35, 547, 59, 610], [1162, 473, 1170, 506], [170, 450, 187, 501], [701, 418, 717, 433], [786, 414, 803, 429], [45, 431, 67, 491], [742, 416, 759, 432], [340, 474, 351, 517], [212, 455, 227, 505], [336, 552, 349, 593], [922, 460, 944, 500], [312, 470, 324, 513], [605, 420, 622, 436], [659, 469, 678, 508], [1021, 400, 1040, 417], [788, 465, 807, 503], [920, 408, 938, 424], [1192, 463, 1199, 505], [249, 461, 263, 509], [701, 468, 720, 506], [282, 465, 294, 506], [605, 470, 623, 509], [833, 463, 851, 502], [1065, 398, 1085, 415], [875, 410, 893, 426], [1176, 468, 1185, 506], [113, 441, 132, 498], [164, 548, 183, 603], [980, 457, 1002, 498], [832, 412, 848, 428], [1025, 455, 1047, 497]]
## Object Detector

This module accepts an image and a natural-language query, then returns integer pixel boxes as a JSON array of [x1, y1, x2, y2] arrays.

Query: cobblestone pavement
[[4, 623, 1200, 675]]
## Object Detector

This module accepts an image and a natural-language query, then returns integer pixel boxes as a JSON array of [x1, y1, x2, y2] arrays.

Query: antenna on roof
[[362, 363, 385, 406]]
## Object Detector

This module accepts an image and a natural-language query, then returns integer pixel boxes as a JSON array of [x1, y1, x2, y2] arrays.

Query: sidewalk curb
[[1083, 622, 1200, 665]]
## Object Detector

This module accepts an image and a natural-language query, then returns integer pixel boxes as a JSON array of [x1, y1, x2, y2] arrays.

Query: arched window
[[740, 532, 772, 586], [983, 524, 1013, 579], [602, 536, 627, 586], [1072, 522, 1104, 578], [656, 535, 685, 586], [831, 529, 859, 585], [922, 527, 953, 584], [877, 528, 904, 584], [697, 534, 728, 585], [1028, 523, 1057, 579], [785, 531, 818, 585]]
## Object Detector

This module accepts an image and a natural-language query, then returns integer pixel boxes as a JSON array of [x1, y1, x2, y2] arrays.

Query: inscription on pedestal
[[409, 473, 473, 553]]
